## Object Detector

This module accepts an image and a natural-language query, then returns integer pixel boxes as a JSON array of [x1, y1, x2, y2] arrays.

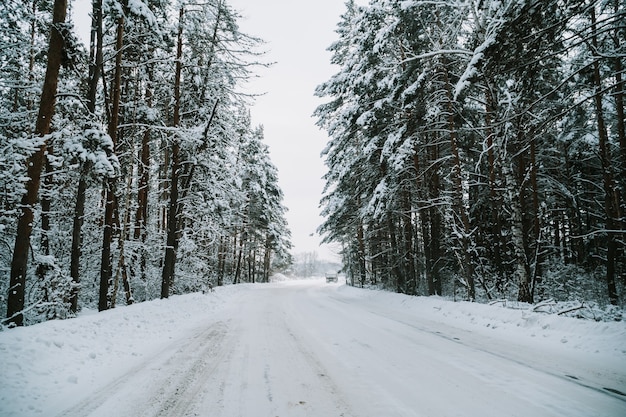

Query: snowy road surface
[[2, 279, 625, 416]]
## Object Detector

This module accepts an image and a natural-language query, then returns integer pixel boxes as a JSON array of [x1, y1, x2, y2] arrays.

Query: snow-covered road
[[2, 279, 625, 416]]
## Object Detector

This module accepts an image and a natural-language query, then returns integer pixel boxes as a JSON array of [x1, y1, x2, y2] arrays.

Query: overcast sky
[[227, 0, 357, 261], [73, 0, 354, 261]]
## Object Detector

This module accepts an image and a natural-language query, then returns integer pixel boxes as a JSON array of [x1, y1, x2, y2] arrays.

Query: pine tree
[[317, 0, 623, 304], [6, 0, 67, 326]]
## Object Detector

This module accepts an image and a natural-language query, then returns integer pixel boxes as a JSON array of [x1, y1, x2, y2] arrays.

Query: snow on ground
[[0, 277, 625, 416], [0, 286, 243, 416], [335, 284, 626, 358]]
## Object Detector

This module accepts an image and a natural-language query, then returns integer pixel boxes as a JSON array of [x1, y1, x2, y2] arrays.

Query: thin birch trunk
[[112, 175, 133, 307], [503, 158, 532, 303], [234, 229, 244, 284]]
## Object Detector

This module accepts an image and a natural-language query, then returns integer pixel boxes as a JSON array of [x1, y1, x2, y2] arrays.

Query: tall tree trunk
[[356, 218, 367, 288], [263, 235, 272, 283], [87, 0, 103, 116], [36, 146, 54, 294], [442, 64, 474, 301], [504, 157, 532, 303], [161, 7, 184, 298], [133, 69, 152, 288], [69, 168, 87, 312], [388, 214, 403, 293], [217, 235, 226, 286], [429, 209, 442, 296], [401, 188, 416, 295], [99, 13, 124, 311], [616, 65, 626, 179], [563, 141, 585, 264], [369, 228, 381, 286], [160, 140, 180, 297], [230, 231, 238, 278], [234, 230, 245, 284], [485, 85, 503, 282], [39, 151, 53, 258], [429, 144, 443, 296], [415, 142, 440, 296], [615, 58, 626, 240], [590, 7, 620, 305], [611, 4, 626, 238], [613, 0, 626, 198], [7, 0, 67, 326], [159, 143, 170, 232], [26, 0, 37, 115], [70, 0, 103, 313], [250, 247, 257, 283], [134, 84, 151, 242], [529, 138, 542, 297], [112, 176, 133, 307], [421, 210, 434, 295]]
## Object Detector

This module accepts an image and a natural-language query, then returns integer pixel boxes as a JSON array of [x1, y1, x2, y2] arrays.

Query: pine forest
[[316, 0, 625, 307], [2, 0, 625, 328], [1, 0, 292, 326]]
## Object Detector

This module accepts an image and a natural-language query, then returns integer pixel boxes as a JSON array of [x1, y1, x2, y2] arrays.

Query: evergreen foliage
[[316, 0, 625, 305], [1, 0, 291, 325]]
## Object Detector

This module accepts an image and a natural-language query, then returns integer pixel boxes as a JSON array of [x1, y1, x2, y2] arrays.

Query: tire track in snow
[[55, 320, 232, 417], [201, 287, 356, 417], [319, 286, 626, 404], [153, 321, 233, 417], [364, 306, 626, 404], [281, 318, 355, 416], [299, 284, 626, 416]]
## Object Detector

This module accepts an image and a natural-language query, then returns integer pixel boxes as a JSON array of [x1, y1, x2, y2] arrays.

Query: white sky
[[226, 0, 348, 261], [71, 0, 360, 261]]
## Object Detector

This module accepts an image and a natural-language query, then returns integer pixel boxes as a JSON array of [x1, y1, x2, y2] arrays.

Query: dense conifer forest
[[2, 0, 624, 327], [1, 0, 292, 326], [316, 0, 625, 306]]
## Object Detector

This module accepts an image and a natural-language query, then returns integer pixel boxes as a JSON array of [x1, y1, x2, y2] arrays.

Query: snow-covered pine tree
[[317, 0, 623, 305], [2, 0, 291, 325], [316, 1, 387, 289], [6, 0, 68, 326], [0, 0, 51, 318]]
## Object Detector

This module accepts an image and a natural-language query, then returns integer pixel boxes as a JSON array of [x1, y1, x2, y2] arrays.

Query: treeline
[[0, 0, 291, 326], [316, 0, 624, 305]]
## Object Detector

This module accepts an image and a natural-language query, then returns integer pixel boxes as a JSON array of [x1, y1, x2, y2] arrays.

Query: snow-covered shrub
[[536, 262, 609, 305], [29, 255, 75, 324]]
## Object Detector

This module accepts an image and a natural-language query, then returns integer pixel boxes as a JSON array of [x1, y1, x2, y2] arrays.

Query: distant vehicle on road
[[325, 273, 338, 283]]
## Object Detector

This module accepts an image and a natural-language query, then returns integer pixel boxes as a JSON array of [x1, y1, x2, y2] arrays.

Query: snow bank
[[0, 286, 245, 417], [336, 285, 626, 358], [269, 272, 289, 282]]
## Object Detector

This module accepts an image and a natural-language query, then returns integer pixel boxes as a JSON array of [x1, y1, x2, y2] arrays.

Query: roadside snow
[[0, 278, 624, 416], [0, 286, 245, 416], [335, 285, 626, 357]]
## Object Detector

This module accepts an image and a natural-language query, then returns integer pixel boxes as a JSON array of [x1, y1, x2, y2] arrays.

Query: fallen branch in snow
[[557, 303, 585, 316], [532, 299, 556, 313], [0, 297, 44, 328]]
